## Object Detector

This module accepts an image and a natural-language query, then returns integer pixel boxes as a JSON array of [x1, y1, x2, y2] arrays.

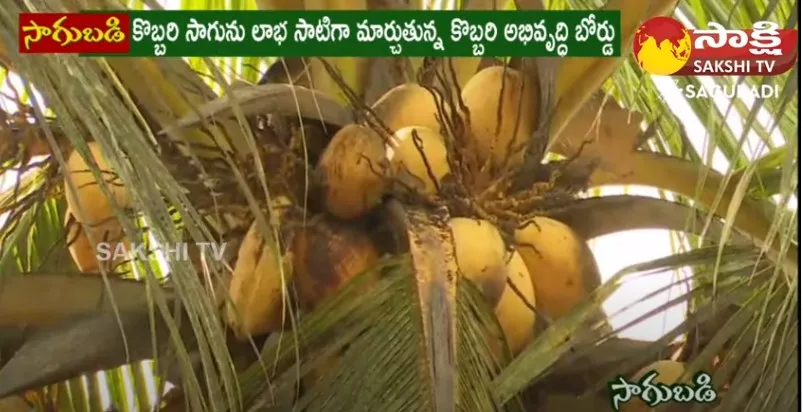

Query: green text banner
[[123, 10, 620, 57]]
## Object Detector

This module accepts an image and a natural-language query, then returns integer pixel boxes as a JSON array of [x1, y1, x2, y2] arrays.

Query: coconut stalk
[[164, 83, 354, 132], [384, 201, 460, 412], [0, 273, 167, 327], [547, 194, 740, 242], [587, 151, 798, 271], [0, 307, 193, 398], [546, 85, 795, 274]]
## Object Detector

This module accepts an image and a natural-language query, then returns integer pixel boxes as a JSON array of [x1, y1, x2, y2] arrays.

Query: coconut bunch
[[221, 60, 610, 361], [52, 60, 610, 359], [60, 139, 258, 281]]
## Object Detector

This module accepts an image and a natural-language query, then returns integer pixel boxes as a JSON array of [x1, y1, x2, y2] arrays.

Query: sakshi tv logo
[[633, 16, 798, 77]]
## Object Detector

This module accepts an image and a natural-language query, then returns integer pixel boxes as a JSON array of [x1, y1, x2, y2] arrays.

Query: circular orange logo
[[633, 16, 692, 75]]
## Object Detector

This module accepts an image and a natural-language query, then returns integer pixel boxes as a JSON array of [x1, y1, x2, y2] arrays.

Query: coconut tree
[[0, 0, 798, 410]]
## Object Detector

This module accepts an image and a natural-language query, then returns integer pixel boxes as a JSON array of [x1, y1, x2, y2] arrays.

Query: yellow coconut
[[371, 83, 446, 133], [620, 360, 688, 412], [461, 66, 539, 178], [494, 250, 536, 355], [315, 124, 390, 220], [513, 216, 601, 321], [63, 143, 131, 273], [448, 217, 508, 306], [225, 214, 292, 341], [292, 217, 380, 310], [386, 125, 450, 196]]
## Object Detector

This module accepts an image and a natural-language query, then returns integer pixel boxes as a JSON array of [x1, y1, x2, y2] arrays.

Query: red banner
[[19, 13, 131, 54], [676, 28, 798, 76]]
